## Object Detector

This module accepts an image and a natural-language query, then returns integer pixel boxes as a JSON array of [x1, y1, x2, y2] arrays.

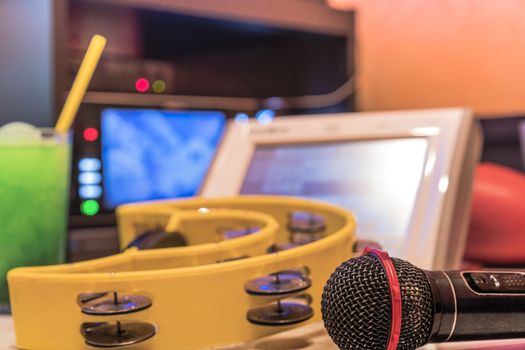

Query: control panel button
[[78, 158, 101, 172], [466, 272, 525, 293]]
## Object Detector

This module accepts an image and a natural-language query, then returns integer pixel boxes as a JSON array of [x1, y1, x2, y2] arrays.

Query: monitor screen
[[101, 109, 225, 208], [239, 138, 429, 255]]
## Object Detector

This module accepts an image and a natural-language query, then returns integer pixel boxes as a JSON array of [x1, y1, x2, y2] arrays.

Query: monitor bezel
[[201, 108, 479, 269]]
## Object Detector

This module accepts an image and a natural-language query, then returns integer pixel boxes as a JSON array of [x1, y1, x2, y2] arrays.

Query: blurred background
[[2, 0, 525, 265]]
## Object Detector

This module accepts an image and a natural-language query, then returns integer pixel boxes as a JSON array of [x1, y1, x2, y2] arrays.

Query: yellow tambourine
[[8, 196, 356, 350]]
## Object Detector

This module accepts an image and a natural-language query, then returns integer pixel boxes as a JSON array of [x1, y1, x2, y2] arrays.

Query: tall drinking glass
[[0, 125, 70, 312]]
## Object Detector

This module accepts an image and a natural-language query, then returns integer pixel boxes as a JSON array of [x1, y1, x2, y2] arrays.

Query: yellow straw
[[55, 34, 107, 134]]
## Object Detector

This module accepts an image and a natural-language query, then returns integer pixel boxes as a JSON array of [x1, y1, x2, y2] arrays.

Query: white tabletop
[[2, 315, 525, 350], [0, 316, 16, 350]]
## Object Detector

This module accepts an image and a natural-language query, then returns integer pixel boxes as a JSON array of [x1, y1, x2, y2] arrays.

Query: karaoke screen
[[240, 138, 429, 255], [101, 109, 225, 208]]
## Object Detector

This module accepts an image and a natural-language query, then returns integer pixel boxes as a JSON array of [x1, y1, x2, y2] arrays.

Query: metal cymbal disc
[[222, 227, 260, 239], [82, 321, 156, 348], [290, 231, 324, 245], [81, 294, 152, 316], [267, 243, 299, 253], [287, 211, 326, 234], [244, 273, 312, 295], [78, 292, 108, 304], [246, 302, 314, 326], [353, 239, 383, 254]]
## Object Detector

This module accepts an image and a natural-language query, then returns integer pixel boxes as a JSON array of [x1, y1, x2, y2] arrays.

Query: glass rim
[[40, 128, 70, 141], [0, 128, 70, 145]]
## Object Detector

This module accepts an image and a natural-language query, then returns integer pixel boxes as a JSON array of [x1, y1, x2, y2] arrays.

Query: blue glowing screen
[[101, 109, 225, 208]]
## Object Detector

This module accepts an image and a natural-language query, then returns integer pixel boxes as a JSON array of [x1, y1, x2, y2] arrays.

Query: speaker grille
[[321, 255, 434, 350]]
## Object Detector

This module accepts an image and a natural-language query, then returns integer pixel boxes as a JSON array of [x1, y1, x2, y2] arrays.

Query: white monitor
[[201, 108, 482, 270]]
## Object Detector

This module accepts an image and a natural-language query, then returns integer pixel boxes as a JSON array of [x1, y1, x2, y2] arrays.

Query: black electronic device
[[70, 103, 231, 227], [65, 1, 355, 229], [479, 115, 525, 173], [322, 249, 525, 350]]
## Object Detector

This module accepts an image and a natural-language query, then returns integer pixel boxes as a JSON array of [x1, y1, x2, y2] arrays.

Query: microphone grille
[[321, 255, 434, 350]]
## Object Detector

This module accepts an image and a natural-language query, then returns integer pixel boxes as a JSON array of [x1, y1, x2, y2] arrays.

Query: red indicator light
[[135, 78, 150, 93], [83, 127, 99, 142]]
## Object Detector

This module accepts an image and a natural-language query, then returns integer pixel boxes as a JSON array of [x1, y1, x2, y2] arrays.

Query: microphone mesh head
[[321, 255, 434, 350]]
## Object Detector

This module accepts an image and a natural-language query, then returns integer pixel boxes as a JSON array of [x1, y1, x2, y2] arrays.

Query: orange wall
[[350, 1, 525, 116]]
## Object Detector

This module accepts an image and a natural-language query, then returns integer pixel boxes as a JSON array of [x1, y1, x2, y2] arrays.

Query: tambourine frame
[[8, 196, 356, 350]]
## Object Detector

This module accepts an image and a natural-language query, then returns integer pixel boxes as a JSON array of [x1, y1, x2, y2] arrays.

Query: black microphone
[[321, 248, 525, 350]]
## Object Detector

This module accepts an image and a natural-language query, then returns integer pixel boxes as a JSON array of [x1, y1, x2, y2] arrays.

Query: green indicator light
[[81, 200, 100, 216], [152, 80, 166, 94]]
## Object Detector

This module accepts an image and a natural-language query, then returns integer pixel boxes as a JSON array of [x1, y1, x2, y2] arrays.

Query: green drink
[[0, 123, 70, 310]]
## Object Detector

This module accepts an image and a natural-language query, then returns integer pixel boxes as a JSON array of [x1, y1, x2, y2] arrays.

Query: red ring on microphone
[[364, 247, 402, 350]]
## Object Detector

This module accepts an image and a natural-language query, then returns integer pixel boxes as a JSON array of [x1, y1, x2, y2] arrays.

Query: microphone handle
[[425, 270, 525, 342]]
